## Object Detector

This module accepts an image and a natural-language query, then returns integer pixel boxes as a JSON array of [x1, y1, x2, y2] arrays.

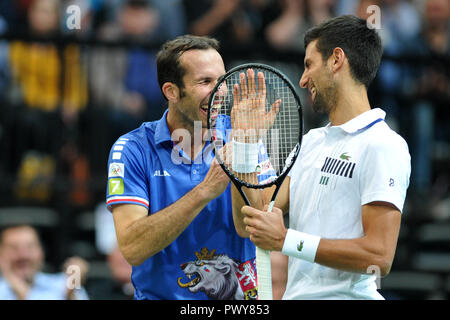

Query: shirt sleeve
[[106, 137, 150, 211], [359, 134, 411, 212]]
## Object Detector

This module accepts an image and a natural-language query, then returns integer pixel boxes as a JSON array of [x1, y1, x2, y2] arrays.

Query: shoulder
[[118, 122, 155, 147], [360, 121, 411, 169], [366, 121, 409, 154], [300, 127, 327, 151], [110, 122, 156, 157]]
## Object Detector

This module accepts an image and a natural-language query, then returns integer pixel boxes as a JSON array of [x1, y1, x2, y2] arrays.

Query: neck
[[167, 106, 190, 134], [329, 83, 371, 126], [166, 106, 206, 160]]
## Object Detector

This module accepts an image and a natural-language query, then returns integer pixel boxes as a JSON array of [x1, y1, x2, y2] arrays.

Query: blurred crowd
[[0, 0, 448, 299]]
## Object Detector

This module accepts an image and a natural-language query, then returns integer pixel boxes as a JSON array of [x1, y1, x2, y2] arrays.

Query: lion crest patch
[[177, 247, 258, 300]]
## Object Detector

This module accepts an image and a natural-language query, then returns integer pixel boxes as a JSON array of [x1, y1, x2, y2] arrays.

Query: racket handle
[[255, 200, 275, 300], [256, 247, 272, 300], [267, 200, 275, 212]]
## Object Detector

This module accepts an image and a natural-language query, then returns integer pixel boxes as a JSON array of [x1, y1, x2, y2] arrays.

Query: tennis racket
[[207, 63, 303, 300]]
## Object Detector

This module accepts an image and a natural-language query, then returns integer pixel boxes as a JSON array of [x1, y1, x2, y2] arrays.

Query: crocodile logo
[[340, 152, 351, 161], [297, 240, 304, 252]]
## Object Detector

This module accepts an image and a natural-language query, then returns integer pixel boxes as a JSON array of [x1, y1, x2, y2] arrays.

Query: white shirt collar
[[328, 108, 386, 134]]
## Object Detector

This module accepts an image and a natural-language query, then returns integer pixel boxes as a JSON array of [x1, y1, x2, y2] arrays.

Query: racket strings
[[211, 67, 301, 188]]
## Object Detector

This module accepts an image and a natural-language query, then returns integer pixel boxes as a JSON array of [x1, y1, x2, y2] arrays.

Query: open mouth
[[200, 104, 221, 118], [177, 272, 201, 288]]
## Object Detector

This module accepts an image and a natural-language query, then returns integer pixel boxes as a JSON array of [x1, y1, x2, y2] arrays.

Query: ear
[[329, 47, 346, 73], [162, 82, 180, 103]]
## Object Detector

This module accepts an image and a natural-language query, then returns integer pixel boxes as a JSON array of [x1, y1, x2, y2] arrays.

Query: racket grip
[[255, 200, 276, 300], [267, 200, 275, 212]]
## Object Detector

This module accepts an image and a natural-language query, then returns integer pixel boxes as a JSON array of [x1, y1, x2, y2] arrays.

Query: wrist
[[281, 229, 321, 263], [276, 227, 288, 252], [193, 183, 212, 202], [232, 140, 259, 173]]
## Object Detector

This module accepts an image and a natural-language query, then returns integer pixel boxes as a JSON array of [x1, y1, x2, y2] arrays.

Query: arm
[[243, 201, 401, 277], [265, 0, 305, 48], [315, 202, 401, 276], [112, 159, 230, 266], [231, 183, 264, 238], [187, 0, 241, 36], [231, 178, 289, 238]]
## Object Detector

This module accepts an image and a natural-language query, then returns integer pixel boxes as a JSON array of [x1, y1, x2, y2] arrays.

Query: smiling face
[[299, 40, 338, 115], [170, 48, 226, 131], [0, 226, 44, 283]]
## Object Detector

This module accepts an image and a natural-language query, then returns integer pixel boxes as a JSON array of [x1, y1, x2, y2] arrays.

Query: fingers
[[257, 71, 266, 98], [265, 98, 281, 124], [242, 205, 283, 226], [241, 205, 260, 217], [233, 83, 240, 105], [271, 99, 282, 113], [239, 72, 248, 98], [242, 204, 286, 251], [216, 142, 233, 167], [239, 69, 259, 98], [247, 69, 256, 95], [271, 206, 283, 215]]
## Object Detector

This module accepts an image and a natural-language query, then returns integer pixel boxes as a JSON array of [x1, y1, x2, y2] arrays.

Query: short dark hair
[[304, 15, 383, 88], [156, 35, 220, 99]]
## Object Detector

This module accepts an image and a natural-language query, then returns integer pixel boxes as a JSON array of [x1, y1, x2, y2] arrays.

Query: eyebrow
[[194, 76, 214, 83]]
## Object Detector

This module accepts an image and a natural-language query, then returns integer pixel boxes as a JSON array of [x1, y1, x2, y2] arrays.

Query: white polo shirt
[[283, 108, 411, 300]]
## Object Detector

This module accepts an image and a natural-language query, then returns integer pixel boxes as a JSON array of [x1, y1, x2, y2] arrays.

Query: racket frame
[[207, 63, 304, 300], [207, 63, 303, 195]]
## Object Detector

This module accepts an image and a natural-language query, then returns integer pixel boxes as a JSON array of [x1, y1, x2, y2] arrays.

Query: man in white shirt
[[233, 15, 411, 299]]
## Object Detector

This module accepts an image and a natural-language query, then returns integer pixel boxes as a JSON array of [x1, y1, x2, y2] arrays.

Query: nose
[[216, 82, 228, 98], [180, 263, 187, 270], [299, 71, 308, 89]]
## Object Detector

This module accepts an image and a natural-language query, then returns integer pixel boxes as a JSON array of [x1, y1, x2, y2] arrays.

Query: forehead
[[179, 49, 225, 80], [2, 227, 39, 245], [304, 40, 322, 61]]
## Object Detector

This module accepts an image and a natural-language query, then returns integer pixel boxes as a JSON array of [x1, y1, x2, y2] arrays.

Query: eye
[[199, 78, 213, 85]]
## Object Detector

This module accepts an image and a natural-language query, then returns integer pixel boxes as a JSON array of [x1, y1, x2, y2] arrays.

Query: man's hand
[[197, 158, 230, 201], [0, 253, 30, 300], [231, 68, 280, 142], [242, 205, 287, 251]]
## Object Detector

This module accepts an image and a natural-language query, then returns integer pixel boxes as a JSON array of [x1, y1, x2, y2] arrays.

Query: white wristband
[[232, 140, 259, 173], [281, 229, 321, 263]]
